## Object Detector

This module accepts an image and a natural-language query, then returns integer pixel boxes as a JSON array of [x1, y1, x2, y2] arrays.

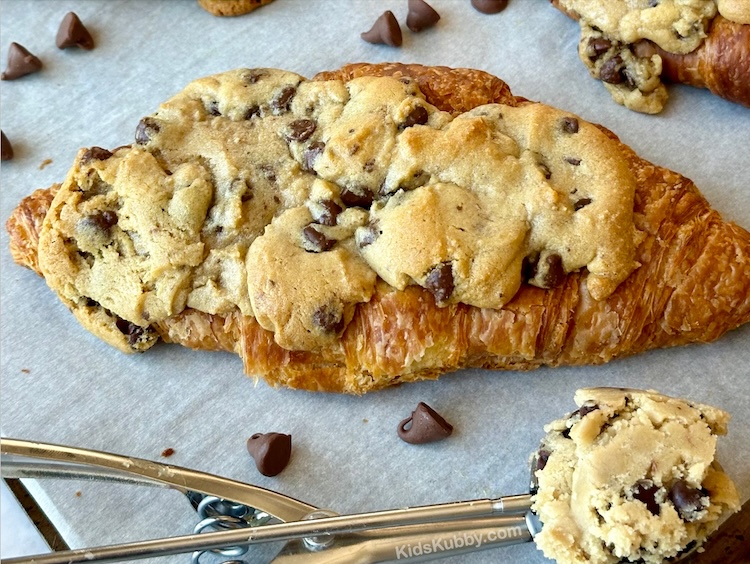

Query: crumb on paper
[[21, 368, 30, 374], [75, 490, 82, 497], [39, 158, 53, 170], [161, 447, 175, 457]]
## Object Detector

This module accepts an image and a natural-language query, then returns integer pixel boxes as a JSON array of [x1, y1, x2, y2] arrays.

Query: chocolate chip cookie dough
[[531, 388, 740, 564], [35, 68, 640, 353]]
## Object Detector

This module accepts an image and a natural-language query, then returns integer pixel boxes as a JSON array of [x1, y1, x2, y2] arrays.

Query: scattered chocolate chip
[[599, 56, 624, 84], [271, 86, 296, 114], [669, 480, 707, 522], [574, 197, 592, 211], [541, 253, 565, 288], [82, 210, 118, 233], [577, 403, 599, 418], [244, 105, 261, 119], [363, 158, 376, 172], [406, 0, 441, 32], [400, 105, 429, 129], [561, 117, 579, 134], [286, 119, 316, 142], [586, 37, 612, 60], [303, 141, 325, 172], [471, 0, 509, 15], [312, 304, 345, 334], [538, 162, 552, 179], [1, 130, 13, 161], [243, 70, 265, 84], [56, 12, 94, 50], [564, 156, 581, 166], [361, 11, 402, 47], [302, 224, 335, 253], [340, 185, 374, 209], [633, 479, 661, 516], [313, 199, 342, 226], [135, 117, 160, 144], [534, 449, 551, 473], [358, 222, 381, 248], [1, 42, 42, 80], [398, 402, 453, 444], [207, 101, 221, 116], [161, 447, 175, 458], [425, 262, 454, 304], [115, 318, 147, 347], [246, 433, 292, 477], [81, 147, 113, 164]]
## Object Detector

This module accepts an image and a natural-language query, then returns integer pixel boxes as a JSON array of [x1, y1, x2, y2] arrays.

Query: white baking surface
[[1, 1, 748, 562]]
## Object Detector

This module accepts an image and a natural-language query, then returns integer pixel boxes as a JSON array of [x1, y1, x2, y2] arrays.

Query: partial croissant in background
[[7, 63, 750, 394], [551, 1, 750, 111]]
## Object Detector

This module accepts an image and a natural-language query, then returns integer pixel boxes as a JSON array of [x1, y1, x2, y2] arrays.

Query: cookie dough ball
[[531, 387, 740, 564]]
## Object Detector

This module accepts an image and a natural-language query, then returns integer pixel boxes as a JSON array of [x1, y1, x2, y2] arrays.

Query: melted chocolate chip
[[340, 186, 374, 209], [541, 254, 565, 288], [471, 0, 509, 14], [599, 56, 625, 84], [425, 262, 454, 305], [564, 156, 582, 166], [1, 43, 42, 80], [303, 141, 325, 171], [115, 318, 146, 347], [81, 147, 113, 164], [56, 12, 94, 50], [400, 106, 429, 129], [286, 119, 316, 142], [243, 70, 265, 84], [406, 0, 441, 32], [361, 11, 403, 47], [561, 117, 579, 134], [577, 403, 599, 418], [271, 86, 296, 114], [586, 37, 612, 60], [135, 117, 160, 144], [632, 479, 661, 516], [302, 224, 335, 253], [574, 197, 592, 211], [538, 162, 552, 180], [397, 402, 453, 444], [313, 199, 342, 226], [358, 222, 381, 248], [83, 210, 118, 233], [244, 105, 261, 119], [246, 432, 292, 477], [669, 480, 707, 522], [312, 304, 345, 333], [1, 130, 13, 161]]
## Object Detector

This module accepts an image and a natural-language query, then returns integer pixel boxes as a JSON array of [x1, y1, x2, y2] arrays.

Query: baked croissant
[[6, 63, 750, 394], [550, 0, 750, 112]]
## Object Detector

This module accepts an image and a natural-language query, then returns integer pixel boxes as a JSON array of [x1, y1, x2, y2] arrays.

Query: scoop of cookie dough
[[531, 387, 740, 564]]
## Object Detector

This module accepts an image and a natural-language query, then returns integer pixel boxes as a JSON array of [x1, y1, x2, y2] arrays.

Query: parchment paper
[[1, 1, 748, 562]]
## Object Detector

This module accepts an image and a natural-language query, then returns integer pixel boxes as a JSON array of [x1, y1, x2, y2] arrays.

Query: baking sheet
[[1, 1, 748, 562]]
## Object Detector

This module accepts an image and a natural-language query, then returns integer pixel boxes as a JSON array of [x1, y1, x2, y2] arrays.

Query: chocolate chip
[[286, 119, 316, 142], [135, 117, 160, 144], [115, 318, 147, 348], [599, 56, 624, 84], [577, 403, 599, 418], [574, 197, 592, 211], [586, 37, 612, 60], [400, 106, 429, 129], [56, 12, 94, 50], [361, 11, 402, 47], [541, 254, 565, 288], [81, 147, 113, 164], [246, 433, 291, 477], [1, 43, 42, 80], [471, 0, 509, 14], [669, 480, 707, 522], [82, 210, 118, 233], [633, 479, 661, 516], [561, 117, 579, 134], [521, 254, 538, 282], [564, 156, 581, 166], [358, 221, 381, 248], [425, 262, 454, 305], [312, 304, 345, 334], [271, 86, 296, 114], [363, 158, 375, 172], [538, 162, 552, 180], [340, 186, 374, 209], [207, 101, 221, 116], [302, 224, 335, 253], [303, 141, 325, 171], [313, 199, 342, 226], [406, 0, 441, 32], [397, 402, 453, 444], [259, 164, 276, 183], [1, 131, 13, 161], [243, 70, 265, 84], [244, 105, 261, 119]]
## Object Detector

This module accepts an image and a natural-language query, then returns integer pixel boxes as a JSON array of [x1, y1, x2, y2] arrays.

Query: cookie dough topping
[[38, 68, 640, 353], [531, 388, 740, 564]]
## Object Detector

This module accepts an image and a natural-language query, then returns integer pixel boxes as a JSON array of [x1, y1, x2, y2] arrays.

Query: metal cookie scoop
[[1, 438, 540, 563]]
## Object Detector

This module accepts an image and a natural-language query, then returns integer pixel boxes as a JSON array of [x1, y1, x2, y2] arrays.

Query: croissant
[[550, 1, 750, 112], [6, 63, 750, 394]]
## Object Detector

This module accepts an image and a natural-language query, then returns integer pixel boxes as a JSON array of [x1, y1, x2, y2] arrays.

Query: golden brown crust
[[7, 63, 750, 393], [5, 184, 59, 276], [197, 0, 274, 17]]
